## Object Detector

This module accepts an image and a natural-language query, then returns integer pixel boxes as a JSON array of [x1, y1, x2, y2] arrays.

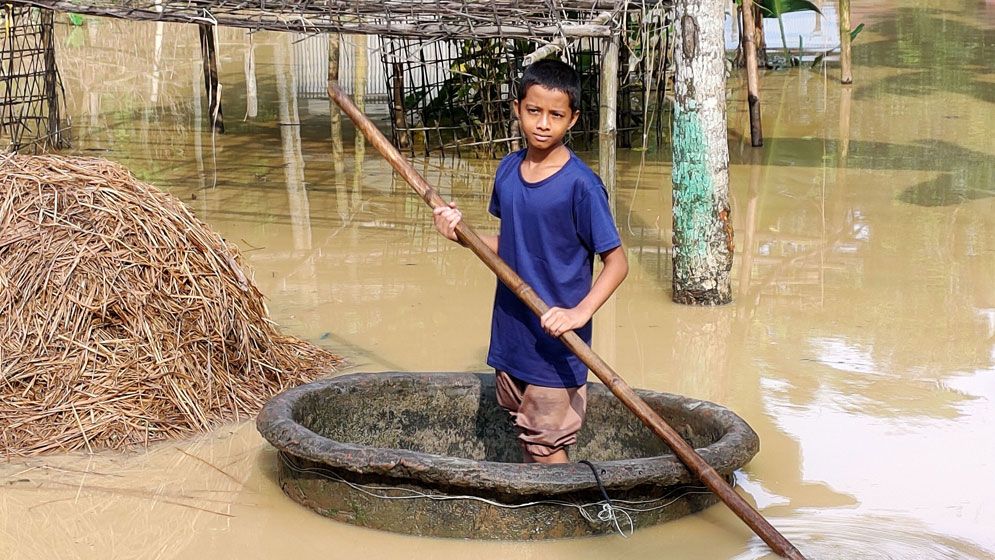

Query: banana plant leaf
[[736, 0, 822, 64], [850, 22, 866, 41], [810, 23, 866, 68], [734, 0, 822, 15], [755, 0, 822, 17]]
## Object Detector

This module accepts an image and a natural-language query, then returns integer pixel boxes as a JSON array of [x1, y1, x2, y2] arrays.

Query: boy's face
[[514, 85, 579, 152]]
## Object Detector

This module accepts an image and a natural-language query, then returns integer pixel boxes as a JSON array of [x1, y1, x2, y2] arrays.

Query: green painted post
[[671, 0, 733, 305]]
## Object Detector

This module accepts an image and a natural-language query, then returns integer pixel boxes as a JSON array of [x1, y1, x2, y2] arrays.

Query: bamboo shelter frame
[[8, 0, 653, 188], [10, 0, 626, 38]]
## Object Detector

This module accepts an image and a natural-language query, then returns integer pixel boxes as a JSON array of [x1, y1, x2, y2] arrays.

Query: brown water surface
[[3, 2, 994, 558]]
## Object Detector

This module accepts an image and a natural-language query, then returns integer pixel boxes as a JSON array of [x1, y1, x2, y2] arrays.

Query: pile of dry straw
[[1, 155, 341, 456]]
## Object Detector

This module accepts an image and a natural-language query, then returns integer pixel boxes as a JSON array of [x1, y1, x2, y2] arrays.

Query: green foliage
[[850, 22, 866, 41], [67, 13, 85, 26], [748, 0, 823, 65], [402, 39, 529, 155], [755, 0, 822, 18], [733, 0, 821, 15], [65, 26, 85, 48], [810, 23, 866, 69]]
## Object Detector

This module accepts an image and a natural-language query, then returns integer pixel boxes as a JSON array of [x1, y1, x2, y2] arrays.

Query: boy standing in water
[[434, 60, 628, 464]]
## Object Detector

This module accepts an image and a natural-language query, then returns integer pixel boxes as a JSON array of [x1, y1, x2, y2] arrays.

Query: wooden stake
[[199, 23, 224, 133], [838, 0, 853, 84], [328, 34, 344, 177], [741, 0, 763, 147], [328, 83, 807, 560], [39, 10, 62, 149], [838, 84, 852, 160], [598, 32, 620, 197], [245, 32, 258, 119], [752, 4, 768, 68], [391, 62, 410, 150]]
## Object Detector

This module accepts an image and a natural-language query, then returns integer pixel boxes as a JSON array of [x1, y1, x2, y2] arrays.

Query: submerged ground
[[2, 1, 993, 558]]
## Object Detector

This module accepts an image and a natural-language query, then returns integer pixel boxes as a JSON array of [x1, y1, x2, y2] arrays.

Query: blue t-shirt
[[486, 149, 621, 388]]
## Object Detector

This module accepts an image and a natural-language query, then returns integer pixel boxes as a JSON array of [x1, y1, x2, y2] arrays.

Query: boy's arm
[[540, 245, 628, 338], [433, 201, 499, 252]]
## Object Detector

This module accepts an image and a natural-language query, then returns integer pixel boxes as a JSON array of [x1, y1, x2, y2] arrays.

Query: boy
[[434, 60, 628, 464]]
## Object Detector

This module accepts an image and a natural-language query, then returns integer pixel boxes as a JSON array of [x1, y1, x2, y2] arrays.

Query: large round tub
[[256, 372, 759, 539]]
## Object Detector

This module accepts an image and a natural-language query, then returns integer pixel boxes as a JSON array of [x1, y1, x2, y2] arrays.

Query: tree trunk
[[671, 0, 733, 305]]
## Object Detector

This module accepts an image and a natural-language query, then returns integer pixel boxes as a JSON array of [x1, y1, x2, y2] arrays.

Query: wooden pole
[[41, 9, 63, 149], [245, 32, 258, 119], [838, 0, 853, 84], [391, 62, 410, 150], [598, 32, 619, 197], [199, 23, 224, 133], [740, 0, 763, 147], [328, 82, 807, 560], [328, 34, 344, 178], [749, 4, 769, 68]]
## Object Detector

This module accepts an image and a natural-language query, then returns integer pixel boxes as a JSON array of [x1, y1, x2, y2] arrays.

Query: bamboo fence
[[0, 6, 68, 152]]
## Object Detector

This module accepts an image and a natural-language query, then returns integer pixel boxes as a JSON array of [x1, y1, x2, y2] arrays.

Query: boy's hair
[[518, 59, 581, 112]]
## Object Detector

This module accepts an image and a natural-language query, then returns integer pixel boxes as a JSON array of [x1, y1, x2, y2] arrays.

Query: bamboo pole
[[740, 0, 763, 147], [42, 9, 63, 149], [198, 23, 224, 132], [524, 11, 614, 65], [391, 62, 410, 150], [245, 32, 258, 119], [598, 32, 619, 197], [328, 82, 807, 560], [838, 0, 852, 84], [329, 34, 344, 178]]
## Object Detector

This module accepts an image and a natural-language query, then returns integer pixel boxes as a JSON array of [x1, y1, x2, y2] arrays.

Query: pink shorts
[[495, 370, 588, 458]]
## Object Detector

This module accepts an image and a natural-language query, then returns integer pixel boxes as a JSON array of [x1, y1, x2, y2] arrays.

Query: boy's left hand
[[540, 307, 591, 338]]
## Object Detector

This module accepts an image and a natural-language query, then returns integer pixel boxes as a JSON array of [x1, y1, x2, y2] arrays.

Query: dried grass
[[0, 154, 342, 456]]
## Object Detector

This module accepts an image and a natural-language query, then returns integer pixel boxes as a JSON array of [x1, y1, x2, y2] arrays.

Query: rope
[[578, 459, 632, 537], [278, 451, 714, 538]]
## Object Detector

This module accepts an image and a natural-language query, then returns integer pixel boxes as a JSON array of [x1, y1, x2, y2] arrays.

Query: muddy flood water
[[3, 1, 994, 558]]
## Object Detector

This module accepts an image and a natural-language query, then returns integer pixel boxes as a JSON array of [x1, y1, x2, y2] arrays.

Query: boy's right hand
[[433, 201, 462, 243]]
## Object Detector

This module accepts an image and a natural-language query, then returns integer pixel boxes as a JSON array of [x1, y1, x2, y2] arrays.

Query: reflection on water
[[2, 2, 994, 558], [731, 511, 993, 560]]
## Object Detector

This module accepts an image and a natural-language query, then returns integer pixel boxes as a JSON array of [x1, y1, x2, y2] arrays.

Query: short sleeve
[[489, 152, 518, 219], [574, 181, 621, 254], [488, 179, 501, 218]]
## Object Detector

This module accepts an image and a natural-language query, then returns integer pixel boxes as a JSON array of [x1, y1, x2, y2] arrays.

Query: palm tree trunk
[[671, 0, 733, 305]]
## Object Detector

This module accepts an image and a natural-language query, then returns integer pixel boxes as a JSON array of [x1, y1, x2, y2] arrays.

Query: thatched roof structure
[[9, 0, 640, 38]]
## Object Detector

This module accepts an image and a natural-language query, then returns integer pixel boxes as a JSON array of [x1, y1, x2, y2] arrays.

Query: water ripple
[[731, 511, 992, 560]]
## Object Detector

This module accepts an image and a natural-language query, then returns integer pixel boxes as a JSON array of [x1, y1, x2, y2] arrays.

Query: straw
[[1, 154, 342, 456]]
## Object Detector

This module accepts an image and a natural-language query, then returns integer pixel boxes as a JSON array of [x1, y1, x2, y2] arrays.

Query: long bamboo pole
[[198, 23, 224, 133], [838, 0, 853, 84], [740, 0, 763, 147], [598, 32, 619, 196], [328, 83, 806, 560]]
